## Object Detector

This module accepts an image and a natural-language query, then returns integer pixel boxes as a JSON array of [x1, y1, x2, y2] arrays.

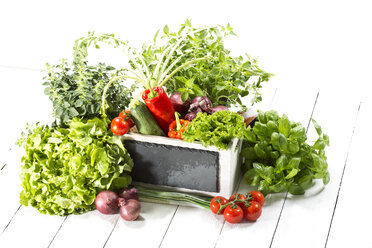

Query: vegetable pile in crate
[[17, 20, 330, 220]]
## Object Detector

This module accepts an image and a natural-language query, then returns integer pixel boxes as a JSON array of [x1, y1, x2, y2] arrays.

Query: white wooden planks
[[326, 101, 372, 248], [49, 211, 118, 248], [270, 91, 361, 248], [105, 203, 178, 248], [0, 146, 23, 235]]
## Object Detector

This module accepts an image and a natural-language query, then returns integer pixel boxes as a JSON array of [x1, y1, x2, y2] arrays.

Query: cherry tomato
[[210, 196, 229, 215], [244, 200, 262, 222], [224, 205, 243, 224], [111, 117, 130, 136], [229, 193, 246, 209], [119, 110, 135, 128], [249, 191, 265, 206]]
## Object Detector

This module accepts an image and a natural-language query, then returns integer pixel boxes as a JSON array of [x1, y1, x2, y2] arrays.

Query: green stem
[[100, 75, 147, 117], [175, 112, 181, 131], [159, 56, 211, 87], [136, 186, 211, 210]]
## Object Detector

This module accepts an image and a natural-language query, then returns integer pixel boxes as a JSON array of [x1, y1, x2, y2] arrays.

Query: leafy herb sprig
[[242, 110, 330, 195], [142, 20, 273, 107], [43, 59, 136, 126]]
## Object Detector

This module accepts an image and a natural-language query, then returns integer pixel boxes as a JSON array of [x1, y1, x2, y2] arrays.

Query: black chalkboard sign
[[125, 140, 220, 192]]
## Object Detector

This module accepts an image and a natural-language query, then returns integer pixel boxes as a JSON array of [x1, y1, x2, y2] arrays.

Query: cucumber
[[129, 100, 165, 136]]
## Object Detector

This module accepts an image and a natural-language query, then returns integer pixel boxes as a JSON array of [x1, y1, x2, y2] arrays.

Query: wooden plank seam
[[323, 101, 361, 248], [269, 91, 320, 248]]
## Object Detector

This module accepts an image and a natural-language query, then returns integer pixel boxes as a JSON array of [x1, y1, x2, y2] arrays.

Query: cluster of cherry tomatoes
[[210, 191, 264, 224], [111, 110, 135, 136]]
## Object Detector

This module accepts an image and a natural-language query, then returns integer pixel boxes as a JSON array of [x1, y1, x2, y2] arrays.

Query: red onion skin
[[185, 108, 203, 121], [169, 92, 191, 115], [211, 105, 229, 113], [120, 199, 141, 221], [199, 96, 213, 112], [188, 96, 203, 112], [118, 188, 138, 200], [95, 191, 120, 215]]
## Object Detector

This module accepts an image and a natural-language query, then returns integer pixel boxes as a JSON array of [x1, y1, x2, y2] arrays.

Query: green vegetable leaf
[[18, 119, 134, 216], [278, 114, 290, 137], [312, 119, 322, 136]]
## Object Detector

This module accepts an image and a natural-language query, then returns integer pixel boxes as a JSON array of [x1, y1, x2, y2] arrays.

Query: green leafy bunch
[[141, 20, 273, 107], [17, 117, 134, 215], [183, 111, 246, 150], [43, 59, 136, 126], [242, 110, 330, 195]]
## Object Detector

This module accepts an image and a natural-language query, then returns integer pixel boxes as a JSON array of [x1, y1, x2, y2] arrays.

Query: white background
[[2, 0, 371, 175], [1, 1, 372, 247]]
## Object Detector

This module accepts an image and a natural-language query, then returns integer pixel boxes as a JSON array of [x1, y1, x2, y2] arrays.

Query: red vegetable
[[95, 191, 120, 215], [210, 105, 229, 113], [119, 198, 141, 221], [119, 110, 135, 128], [142, 86, 175, 134], [249, 191, 265, 206], [224, 204, 243, 223], [229, 193, 246, 209], [119, 188, 139, 200], [244, 200, 262, 222], [111, 117, 130, 136], [168, 112, 190, 140], [169, 92, 191, 115], [210, 196, 229, 215]]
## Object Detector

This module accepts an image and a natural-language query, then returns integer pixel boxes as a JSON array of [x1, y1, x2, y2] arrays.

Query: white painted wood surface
[[1, 1, 372, 247]]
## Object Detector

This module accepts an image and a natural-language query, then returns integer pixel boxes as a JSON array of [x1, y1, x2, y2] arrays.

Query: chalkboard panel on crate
[[126, 140, 220, 192], [122, 133, 242, 197]]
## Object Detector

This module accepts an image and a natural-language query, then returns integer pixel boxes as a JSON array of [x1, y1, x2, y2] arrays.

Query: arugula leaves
[[182, 111, 246, 150], [17, 118, 134, 215], [242, 110, 330, 195]]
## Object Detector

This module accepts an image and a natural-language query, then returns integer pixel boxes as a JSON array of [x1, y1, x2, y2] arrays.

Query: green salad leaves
[[242, 110, 330, 195], [18, 117, 133, 215], [183, 111, 246, 150]]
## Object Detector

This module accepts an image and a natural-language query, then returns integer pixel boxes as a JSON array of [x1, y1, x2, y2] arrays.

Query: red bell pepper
[[142, 86, 175, 134]]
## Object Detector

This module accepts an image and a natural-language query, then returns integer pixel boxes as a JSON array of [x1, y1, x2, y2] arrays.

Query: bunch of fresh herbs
[[43, 59, 136, 126], [241, 110, 330, 195], [141, 20, 273, 108]]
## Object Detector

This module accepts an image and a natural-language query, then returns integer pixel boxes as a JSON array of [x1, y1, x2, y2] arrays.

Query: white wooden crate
[[122, 133, 242, 198]]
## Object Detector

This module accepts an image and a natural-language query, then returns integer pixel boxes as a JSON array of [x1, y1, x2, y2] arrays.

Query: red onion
[[95, 190, 120, 215], [119, 198, 141, 221], [185, 107, 203, 121], [210, 105, 229, 113], [198, 96, 213, 113], [188, 96, 203, 112], [118, 188, 138, 200], [169, 92, 191, 115]]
